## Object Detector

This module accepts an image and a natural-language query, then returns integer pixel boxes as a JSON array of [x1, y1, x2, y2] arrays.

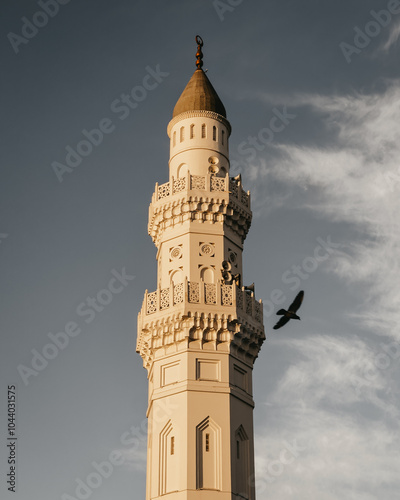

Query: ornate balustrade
[[141, 279, 263, 324], [153, 173, 250, 208]]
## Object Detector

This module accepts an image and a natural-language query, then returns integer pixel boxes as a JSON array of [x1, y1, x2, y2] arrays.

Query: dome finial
[[195, 35, 203, 70]]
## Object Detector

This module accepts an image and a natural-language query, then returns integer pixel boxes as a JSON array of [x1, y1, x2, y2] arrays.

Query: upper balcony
[[150, 173, 250, 210]]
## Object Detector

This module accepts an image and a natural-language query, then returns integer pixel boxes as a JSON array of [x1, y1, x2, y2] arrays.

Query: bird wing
[[288, 290, 304, 313], [273, 315, 290, 330]]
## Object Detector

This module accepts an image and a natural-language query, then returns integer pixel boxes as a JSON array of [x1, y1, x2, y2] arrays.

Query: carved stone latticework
[[173, 282, 184, 305], [188, 281, 200, 303], [158, 181, 170, 199], [160, 287, 170, 310], [146, 291, 157, 314], [204, 283, 217, 304], [173, 177, 186, 193], [221, 284, 233, 306], [191, 175, 206, 190], [210, 175, 226, 192]]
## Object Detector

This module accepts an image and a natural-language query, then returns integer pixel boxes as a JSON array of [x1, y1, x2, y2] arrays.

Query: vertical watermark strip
[[6, 385, 17, 492]]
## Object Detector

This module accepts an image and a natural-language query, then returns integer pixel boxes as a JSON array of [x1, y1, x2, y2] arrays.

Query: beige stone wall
[[145, 349, 256, 499]]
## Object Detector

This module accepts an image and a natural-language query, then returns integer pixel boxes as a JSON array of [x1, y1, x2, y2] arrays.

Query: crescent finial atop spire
[[172, 35, 227, 118], [195, 35, 203, 69]]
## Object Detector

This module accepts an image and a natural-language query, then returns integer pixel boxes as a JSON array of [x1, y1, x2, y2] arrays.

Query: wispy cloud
[[381, 20, 400, 52], [118, 446, 147, 472], [255, 334, 400, 499], [244, 81, 400, 342]]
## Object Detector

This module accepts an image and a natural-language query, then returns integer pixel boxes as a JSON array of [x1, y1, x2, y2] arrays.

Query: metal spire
[[195, 35, 203, 69]]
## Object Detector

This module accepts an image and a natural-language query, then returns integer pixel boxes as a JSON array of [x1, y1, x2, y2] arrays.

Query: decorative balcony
[[139, 278, 263, 325], [137, 278, 265, 369], [152, 173, 250, 209]]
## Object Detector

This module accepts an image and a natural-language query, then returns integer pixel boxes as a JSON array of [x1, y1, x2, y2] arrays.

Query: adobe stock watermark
[[7, 0, 71, 55], [249, 438, 307, 493], [17, 268, 135, 386], [230, 106, 297, 176], [213, 0, 244, 22], [263, 236, 341, 318], [62, 399, 178, 500], [51, 64, 169, 183], [339, 0, 400, 63]]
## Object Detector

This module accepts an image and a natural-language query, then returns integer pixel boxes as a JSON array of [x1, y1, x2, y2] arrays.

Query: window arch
[[234, 425, 250, 498], [159, 420, 178, 495], [201, 124, 206, 138], [212, 126, 217, 141], [221, 130, 225, 145], [190, 124, 195, 139], [196, 417, 221, 491], [170, 269, 183, 285], [176, 163, 188, 178], [200, 267, 214, 283], [173, 131, 176, 147], [180, 126, 185, 142]]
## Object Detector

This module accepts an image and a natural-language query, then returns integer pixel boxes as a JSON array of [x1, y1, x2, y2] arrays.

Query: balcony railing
[[141, 279, 263, 324], [152, 173, 250, 208]]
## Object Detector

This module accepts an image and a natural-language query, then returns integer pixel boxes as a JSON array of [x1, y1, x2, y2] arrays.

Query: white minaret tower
[[137, 36, 265, 500]]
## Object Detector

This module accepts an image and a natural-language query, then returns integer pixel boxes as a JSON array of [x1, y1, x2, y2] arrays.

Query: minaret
[[137, 36, 265, 500]]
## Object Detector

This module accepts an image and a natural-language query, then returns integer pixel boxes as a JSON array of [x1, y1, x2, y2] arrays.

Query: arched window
[[176, 163, 188, 178], [180, 126, 184, 142], [200, 267, 214, 283], [234, 426, 250, 498], [213, 126, 217, 141], [171, 269, 183, 285], [196, 417, 221, 491], [190, 124, 195, 139], [221, 130, 225, 145], [201, 124, 206, 138], [173, 131, 176, 147], [160, 421, 178, 495]]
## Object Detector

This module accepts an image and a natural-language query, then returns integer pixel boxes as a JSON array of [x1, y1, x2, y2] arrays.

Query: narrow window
[[173, 131, 176, 147], [205, 433, 210, 452], [190, 124, 195, 139], [171, 436, 175, 455], [221, 130, 225, 145], [213, 126, 216, 141], [180, 126, 184, 142], [201, 124, 206, 138], [236, 440, 240, 459]]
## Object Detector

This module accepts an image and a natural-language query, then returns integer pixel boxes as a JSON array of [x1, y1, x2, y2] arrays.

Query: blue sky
[[1, 1, 400, 499]]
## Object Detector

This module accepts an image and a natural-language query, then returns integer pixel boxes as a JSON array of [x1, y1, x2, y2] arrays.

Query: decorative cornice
[[137, 311, 265, 371], [148, 194, 252, 246], [167, 110, 232, 137]]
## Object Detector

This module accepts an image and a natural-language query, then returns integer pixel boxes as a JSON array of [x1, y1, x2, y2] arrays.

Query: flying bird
[[273, 290, 304, 330]]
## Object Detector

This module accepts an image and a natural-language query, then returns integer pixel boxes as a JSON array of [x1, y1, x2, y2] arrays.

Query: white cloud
[[118, 446, 147, 472], [245, 84, 400, 497], [244, 82, 400, 342], [255, 334, 400, 499]]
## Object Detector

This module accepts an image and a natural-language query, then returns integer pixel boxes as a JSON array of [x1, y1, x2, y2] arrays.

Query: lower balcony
[[140, 279, 263, 325]]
